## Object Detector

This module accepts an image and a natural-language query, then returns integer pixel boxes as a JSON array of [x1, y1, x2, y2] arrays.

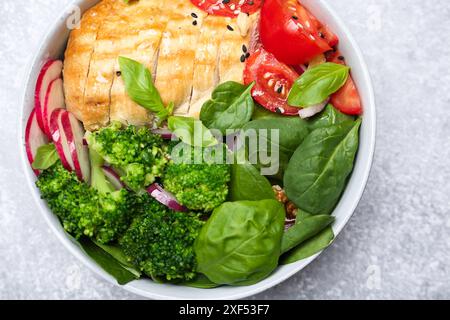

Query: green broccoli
[[163, 144, 231, 212], [87, 122, 168, 191], [120, 195, 204, 281], [36, 162, 136, 244]]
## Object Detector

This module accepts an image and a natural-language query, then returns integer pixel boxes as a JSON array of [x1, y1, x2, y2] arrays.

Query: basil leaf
[[118, 56, 169, 121], [280, 227, 335, 264], [284, 120, 361, 215], [229, 162, 275, 201], [200, 81, 255, 134], [32, 144, 59, 170], [288, 63, 350, 107], [168, 116, 218, 147], [281, 215, 335, 254], [79, 238, 139, 285]]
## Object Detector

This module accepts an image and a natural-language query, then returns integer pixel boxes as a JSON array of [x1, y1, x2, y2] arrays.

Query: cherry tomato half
[[260, 0, 334, 65], [191, 0, 261, 17], [327, 50, 363, 115], [244, 48, 300, 115]]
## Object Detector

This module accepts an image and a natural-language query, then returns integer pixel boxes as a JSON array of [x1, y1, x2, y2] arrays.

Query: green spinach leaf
[[288, 63, 349, 107], [200, 82, 255, 134], [229, 163, 275, 201], [79, 238, 139, 285], [118, 56, 170, 121], [280, 227, 335, 264], [182, 274, 221, 289], [93, 241, 141, 277], [168, 116, 218, 147], [195, 200, 285, 286], [32, 144, 59, 170], [252, 104, 287, 121], [308, 104, 355, 130], [284, 120, 361, 215], [281, 215, 334, 254]]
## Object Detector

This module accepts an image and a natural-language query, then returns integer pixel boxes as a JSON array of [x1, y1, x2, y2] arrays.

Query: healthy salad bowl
[[20, 0, 375, 300]]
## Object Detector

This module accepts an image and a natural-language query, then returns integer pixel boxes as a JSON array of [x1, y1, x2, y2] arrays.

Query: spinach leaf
[[252, 104, 287, 121], [308, 104, 355, 130], [281, 215, 335, 254], [200, 82, 255, 134], [195, 200, 285, 286], [168, 116, 218, 147], [118, 56, 170, 121], [32, 144, 59, 170], [93, 241, 141, 277], [229, 163, 275, 201], [79, 238, 139, 285], [280, 227, 335, 264], [242, 117, 310, 178], [288, 63, 349, 107], [284, 120, 361, 215], [182, 274, 221, 289]]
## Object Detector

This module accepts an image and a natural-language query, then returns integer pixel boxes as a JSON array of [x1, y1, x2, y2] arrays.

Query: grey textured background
[[0, 0, 449, 300]]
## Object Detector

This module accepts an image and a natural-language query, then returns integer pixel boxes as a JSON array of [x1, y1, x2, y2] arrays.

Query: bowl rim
[[19, 0, 376, 300]]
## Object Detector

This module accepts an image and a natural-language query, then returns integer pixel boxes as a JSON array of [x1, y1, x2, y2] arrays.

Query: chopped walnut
[[273, 185, 288, 204], [285, 201, 298, 220]]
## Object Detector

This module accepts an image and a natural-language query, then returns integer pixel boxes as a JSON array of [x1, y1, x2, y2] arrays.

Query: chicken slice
[[155, 1, 207, 116], [63, 0, 112, 122], [109, 0, 167, 126], [188, 16, 229, 119]]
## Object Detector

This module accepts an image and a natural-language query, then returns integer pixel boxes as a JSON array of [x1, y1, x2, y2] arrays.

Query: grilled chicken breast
[[64, 0, 256, 131]]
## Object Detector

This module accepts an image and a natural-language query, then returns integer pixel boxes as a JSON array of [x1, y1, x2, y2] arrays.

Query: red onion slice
[[298, 99, 329, 119], [284, 218, 296, 231], [147, 183, 188, 212], [151, 128, 175, 140], [102, 166, 125, 190]]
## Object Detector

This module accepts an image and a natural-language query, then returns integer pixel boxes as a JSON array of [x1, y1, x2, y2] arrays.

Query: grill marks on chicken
[[63, 0, 256, 131]]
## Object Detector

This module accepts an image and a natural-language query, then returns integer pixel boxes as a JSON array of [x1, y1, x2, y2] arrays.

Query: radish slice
[[152, 128, 174, 140], [147, 183, 188, 212], [49, 109, 73, 171], [25, 109, 49, 175], [298, 100, 329, 119], [43, 78, 65, 138], [101, 166, 125, 190], [35, 60, 63, 131], [61, 111, 91, 183]]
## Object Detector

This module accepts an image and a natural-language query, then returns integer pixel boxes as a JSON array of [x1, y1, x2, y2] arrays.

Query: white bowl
[[19, 0, 376, 300]]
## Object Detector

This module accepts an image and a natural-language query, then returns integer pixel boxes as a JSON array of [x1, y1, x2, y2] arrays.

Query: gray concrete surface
[[0, 0, 449, 300]]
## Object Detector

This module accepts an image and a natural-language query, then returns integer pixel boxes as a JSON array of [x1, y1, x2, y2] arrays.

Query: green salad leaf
[[168, 116, 218, 148], [200, 81, 255, 134], [32, 143, 59, 170], [182, 274, 221, 289], [284, 119, 361, 215], [288, 63, 350, 107], [308, 104, 355, 130], [229, 162, 275, 201], [118, 56, 170, 121], [195, 200, 285, 286]]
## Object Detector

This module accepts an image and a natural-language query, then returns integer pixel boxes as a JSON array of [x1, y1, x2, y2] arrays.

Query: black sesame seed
[[277, 85, 283, 94], [191, 12, 198, 18], [222, 0, 231, 4], [319, 32, 325, 39], [275, 108, 283, 114], [227, 25, 234, 31], [338, 56, 345, 61], [242, 45, 248, 53], [245, 52, 250, 59], [116, 71, 121, 77], [292, 16, 298, 20], [240, 54, 246, 63], [193, 20, 198, 26], [248, 0, 254, 5]]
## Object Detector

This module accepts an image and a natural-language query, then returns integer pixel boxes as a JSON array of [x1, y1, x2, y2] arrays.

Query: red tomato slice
[[244, 49, 300, 115], [191, 0, 261, 17], [260, 0, 333, 65], [327, 50, 363, 115]]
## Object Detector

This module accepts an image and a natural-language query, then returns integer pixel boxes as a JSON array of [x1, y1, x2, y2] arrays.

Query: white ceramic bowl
[[20, 0, 376, 300]]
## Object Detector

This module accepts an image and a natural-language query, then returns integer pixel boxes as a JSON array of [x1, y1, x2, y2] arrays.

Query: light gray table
[[1, 0, 449, 300]]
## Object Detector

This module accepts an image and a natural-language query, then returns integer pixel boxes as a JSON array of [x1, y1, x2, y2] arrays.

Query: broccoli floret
[[120, 195, 204, 281], [87, 122, 168, 191], [163, 144, 231, 212], [36, 162, 136, 243]]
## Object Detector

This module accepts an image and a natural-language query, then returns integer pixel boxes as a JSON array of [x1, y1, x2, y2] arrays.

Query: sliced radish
[[25, 109, 49, 175], [101, 166, 125, 190], [35, 60, 63, 132], [61, 111, 91, 183], [49, 109, 73, 171], [147, 183, 188, 212], [43, 78, 65, 138]]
